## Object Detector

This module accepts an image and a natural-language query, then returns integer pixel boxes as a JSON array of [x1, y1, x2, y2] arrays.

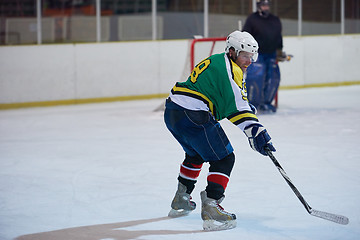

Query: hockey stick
[[266, 149, 349, 225]]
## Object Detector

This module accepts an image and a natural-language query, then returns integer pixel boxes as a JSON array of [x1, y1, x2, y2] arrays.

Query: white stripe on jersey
[[169, 92, 209, 112]]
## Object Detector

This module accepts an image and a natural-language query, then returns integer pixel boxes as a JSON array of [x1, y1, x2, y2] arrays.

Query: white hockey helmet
[[225, 31, 259, 62]]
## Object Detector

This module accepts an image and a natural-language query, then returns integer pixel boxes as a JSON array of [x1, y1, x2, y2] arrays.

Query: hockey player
[[164, 30, 276, 231], [242, 0, 284, 113]]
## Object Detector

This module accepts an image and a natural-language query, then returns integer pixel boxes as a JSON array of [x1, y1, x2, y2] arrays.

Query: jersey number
[[190, 59, 211, 83]]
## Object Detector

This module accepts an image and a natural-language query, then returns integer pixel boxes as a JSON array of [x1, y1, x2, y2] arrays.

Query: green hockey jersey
[[169, 53, 259, 131]]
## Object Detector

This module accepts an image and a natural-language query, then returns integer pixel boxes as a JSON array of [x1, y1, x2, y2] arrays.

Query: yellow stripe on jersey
[[171, 84, 215, 114], [227, 111, 258, 125]]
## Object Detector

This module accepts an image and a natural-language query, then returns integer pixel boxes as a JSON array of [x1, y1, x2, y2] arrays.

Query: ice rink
[[1, 85, 359, 240]]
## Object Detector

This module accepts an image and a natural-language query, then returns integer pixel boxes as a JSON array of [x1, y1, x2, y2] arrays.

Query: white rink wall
[[0, 34, 359, 106], [0, 40, 187, 105], [281, 34, 360, 86]]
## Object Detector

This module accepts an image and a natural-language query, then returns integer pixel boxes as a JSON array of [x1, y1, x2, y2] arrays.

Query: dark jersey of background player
[[243, 8, 283, 54]]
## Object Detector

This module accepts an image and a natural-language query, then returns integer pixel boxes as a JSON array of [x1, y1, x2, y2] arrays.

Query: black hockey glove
[[244, 123, 276, 156], [276, 49, 293, 62]]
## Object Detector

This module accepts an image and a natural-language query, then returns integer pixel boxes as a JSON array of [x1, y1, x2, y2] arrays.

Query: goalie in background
[[243, 0, 290, 113], [164, 31, 276, 231]]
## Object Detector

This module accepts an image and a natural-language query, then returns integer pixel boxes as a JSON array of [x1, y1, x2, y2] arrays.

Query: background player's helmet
[[225, 31, 258, 62], [256, 0, 270, 8], [256, 0, 270, 17]]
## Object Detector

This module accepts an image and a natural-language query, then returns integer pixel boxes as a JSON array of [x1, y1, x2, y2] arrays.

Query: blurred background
[[1, 0, 359, 45]]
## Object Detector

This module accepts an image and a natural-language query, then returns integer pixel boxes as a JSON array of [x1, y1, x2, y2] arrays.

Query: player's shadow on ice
[[15, 216, 204, 240]]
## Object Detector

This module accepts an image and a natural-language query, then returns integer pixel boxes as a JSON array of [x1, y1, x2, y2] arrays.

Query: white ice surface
[[1, 86, 359, 240]]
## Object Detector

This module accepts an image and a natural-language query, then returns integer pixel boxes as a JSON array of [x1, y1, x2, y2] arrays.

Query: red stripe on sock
[[180, 164, 202, 180], [190, 163, 203, 169], [207, 173, 229, 190]]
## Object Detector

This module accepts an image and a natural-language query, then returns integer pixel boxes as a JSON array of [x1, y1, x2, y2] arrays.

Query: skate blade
[[168, 208, 192, 218], [203, 219, 237, 231]]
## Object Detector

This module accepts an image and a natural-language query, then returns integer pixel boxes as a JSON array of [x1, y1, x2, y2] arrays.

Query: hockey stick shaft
[[266, 150, 349, 225], [266, 150, 312, 213]]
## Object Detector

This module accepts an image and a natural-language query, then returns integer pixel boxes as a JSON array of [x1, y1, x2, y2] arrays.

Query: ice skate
[[200, 190, 236, 231], [168, 182, 196, 218], [259, 104, 277, 114]]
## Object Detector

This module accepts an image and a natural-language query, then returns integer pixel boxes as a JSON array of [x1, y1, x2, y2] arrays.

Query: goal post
[[189, 37, 226, 72], [154, 37, 228, 112]]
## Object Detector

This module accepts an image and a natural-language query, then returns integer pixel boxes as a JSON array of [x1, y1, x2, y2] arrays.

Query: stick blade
[[310, 209, 349, 225]]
